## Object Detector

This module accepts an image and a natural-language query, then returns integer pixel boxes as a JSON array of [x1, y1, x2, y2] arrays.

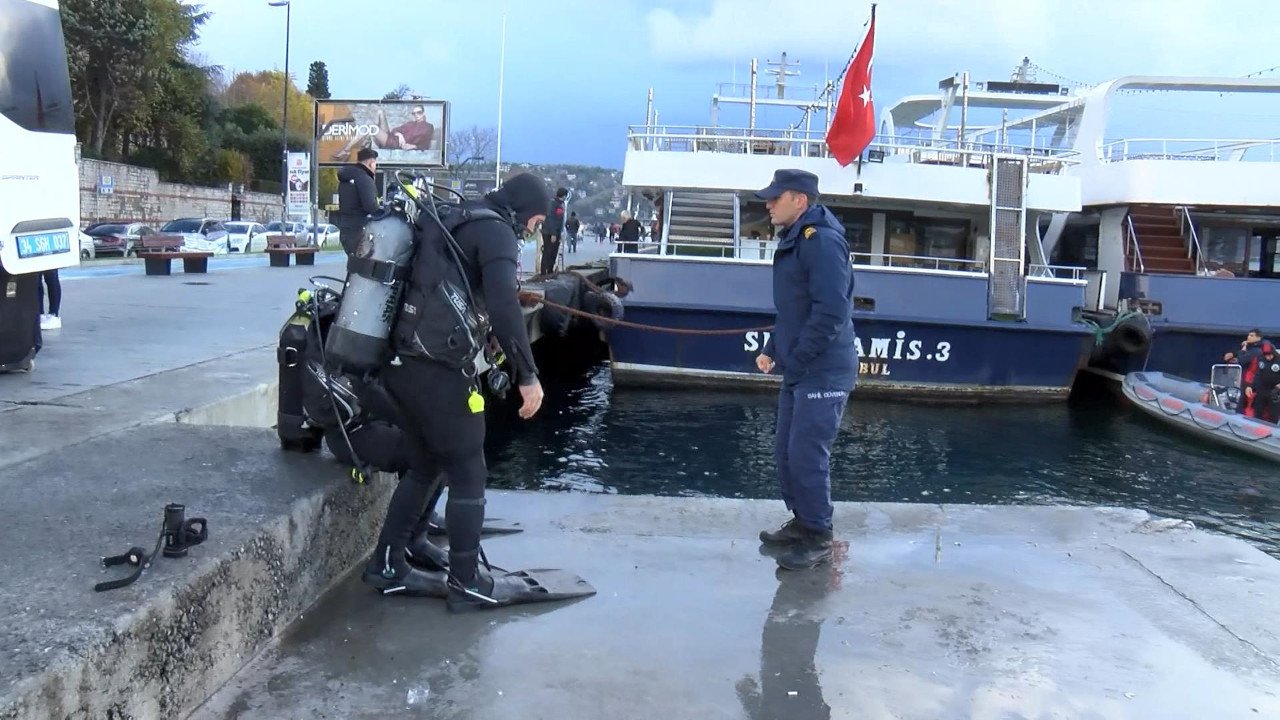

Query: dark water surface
[[485, 359, 1279, 557]]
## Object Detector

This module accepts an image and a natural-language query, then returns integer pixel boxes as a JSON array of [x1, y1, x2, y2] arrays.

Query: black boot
[[361, 544, 449, 597], [759, 517, 805, 546], [405, 531, 449, 572], [775, 526, 834, 570]]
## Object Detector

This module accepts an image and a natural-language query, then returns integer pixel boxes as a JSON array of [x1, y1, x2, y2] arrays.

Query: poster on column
[[286, 152, 311, 218]]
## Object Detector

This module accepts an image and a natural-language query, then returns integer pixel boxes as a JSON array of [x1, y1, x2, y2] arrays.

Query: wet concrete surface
[[0, 423, 395, 719], [193, 495, 1280, 720]]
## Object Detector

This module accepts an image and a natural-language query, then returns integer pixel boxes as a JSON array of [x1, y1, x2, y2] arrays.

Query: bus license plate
[[16, 231, 71, 259]]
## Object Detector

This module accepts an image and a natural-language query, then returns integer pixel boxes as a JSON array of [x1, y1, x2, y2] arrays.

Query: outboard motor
[[324, 213, 418, 372]]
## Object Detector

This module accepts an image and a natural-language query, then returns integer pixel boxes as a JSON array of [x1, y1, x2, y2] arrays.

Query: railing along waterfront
[[627, 127, 1079, 172]]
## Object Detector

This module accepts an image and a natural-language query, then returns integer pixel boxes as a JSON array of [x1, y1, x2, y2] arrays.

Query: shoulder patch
[[803, 226, 816, 239]]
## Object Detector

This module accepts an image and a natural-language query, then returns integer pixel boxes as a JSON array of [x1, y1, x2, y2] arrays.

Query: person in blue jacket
[[754, 169, 857, 570]]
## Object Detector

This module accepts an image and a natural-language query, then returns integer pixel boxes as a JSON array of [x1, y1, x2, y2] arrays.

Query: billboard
[[286, 152, 310, 217], [315, 99, 448, 168]]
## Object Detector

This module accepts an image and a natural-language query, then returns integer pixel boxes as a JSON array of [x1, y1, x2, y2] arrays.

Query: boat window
[[827, 208, 873, 255], [1051, 223, 1100, 270], [886, 214, 972, 262], [1202, 226, 1250, 276]]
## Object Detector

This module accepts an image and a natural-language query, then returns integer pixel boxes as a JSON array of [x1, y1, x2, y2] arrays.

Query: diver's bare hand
[[518, 380, 544, 419]]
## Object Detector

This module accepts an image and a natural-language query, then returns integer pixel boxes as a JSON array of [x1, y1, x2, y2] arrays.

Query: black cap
[[356, 148, 378, 162], [755, 169, 819, 200], [556, 187, 569, 199], [487, 172, 552, 227]]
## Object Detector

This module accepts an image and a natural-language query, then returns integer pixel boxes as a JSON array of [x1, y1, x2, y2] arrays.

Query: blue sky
[[194, 0, 1280, 168]]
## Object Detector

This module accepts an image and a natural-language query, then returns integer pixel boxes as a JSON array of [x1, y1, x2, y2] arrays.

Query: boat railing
[[850, 252, 985, 273], [1101, 137, 1280, 162], [617, 240, 991, 272], [627, 126, 1079, 172], [1176, 205, 1207, 275], [1125, 214, 1145, 273], [1027, 264, 1087, 281]]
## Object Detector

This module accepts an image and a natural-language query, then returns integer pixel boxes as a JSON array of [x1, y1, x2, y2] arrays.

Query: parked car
[[83, 222, 156, 257], [224, 221, 269, 253], [157, 218, 231, 254], [264, 221, 310, 246], [307, 223, 340, 248], [78, 231, 95, 260]]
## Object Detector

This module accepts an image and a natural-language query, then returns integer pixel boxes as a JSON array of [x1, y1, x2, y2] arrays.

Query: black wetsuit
[[1250, 355, 1280, 423], [370, 174, 545, 586]]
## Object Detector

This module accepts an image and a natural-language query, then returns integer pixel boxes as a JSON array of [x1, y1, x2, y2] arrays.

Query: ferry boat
[[984, 75, 1280, 382], [607, 60, 1093, 400]]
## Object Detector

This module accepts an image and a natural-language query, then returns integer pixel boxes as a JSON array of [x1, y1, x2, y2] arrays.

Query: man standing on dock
[[754, 169, 857, 571], [335, 148, 379, 254]]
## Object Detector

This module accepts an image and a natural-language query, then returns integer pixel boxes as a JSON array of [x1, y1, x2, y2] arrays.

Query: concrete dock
[[2, 247, 1279, 719], [190, 497, 1280, 720]]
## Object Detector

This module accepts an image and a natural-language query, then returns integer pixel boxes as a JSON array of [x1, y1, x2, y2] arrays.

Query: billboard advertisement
[[315, 99, 448, 168], [286, 152, 310, 218]]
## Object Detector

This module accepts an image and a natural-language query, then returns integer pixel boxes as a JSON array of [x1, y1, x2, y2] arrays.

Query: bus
[[0, 0, 80, 372]]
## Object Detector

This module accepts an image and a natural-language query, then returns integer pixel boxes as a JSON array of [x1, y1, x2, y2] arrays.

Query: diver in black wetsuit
[[1247, 341, 1280, 424], [362, 173, 598, 611]]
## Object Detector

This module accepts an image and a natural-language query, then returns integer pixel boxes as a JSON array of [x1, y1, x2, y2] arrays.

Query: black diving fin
[[426, 510, 524, 537], [447, 569, 596, 613]]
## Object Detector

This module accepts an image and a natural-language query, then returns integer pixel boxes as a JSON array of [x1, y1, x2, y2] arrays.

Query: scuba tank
[[277, 289, 326, 452], [324, 213, 418, 372]]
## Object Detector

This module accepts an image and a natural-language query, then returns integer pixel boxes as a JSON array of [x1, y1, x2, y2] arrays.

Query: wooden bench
[[266, 245, 318, 267], [139, 251, 214, 276]]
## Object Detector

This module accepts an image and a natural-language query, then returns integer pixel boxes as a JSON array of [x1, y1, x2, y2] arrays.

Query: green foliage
[[206, 149, 255, 185], [59, 0, 318, 187], [307, 61, 331, 99], [223, 70, 314, 138]]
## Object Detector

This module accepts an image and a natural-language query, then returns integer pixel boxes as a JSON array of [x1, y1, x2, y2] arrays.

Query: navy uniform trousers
[[774, 381, 848, 532]]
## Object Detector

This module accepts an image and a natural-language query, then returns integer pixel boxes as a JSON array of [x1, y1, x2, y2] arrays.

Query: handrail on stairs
[[1125, 214, 1145, 273], [1176, 205, 1207, 275]]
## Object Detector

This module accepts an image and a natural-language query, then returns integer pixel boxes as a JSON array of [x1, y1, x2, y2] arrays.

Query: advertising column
[[286, 152, 311, 220]]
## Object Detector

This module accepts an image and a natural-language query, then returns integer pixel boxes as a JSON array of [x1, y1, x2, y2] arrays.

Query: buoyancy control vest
[[391, 203, 505, 371]]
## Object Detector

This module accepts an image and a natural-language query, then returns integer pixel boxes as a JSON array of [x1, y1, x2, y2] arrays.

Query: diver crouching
[[332, 171, 594, 610]]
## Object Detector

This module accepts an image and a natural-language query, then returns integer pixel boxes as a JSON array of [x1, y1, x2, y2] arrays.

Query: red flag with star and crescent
[[825, 15, 876, 166]]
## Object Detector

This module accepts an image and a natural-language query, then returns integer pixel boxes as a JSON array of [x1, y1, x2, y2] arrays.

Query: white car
[[224, 221, 269, 253], [159, 218, 231, 255], [264, 221, 311, 246], [78, 231, 95, 260], [307, 224, 340, 248]]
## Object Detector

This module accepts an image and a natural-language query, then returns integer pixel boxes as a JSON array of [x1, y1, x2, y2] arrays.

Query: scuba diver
[[1246, 341, 1280, 424], [357, 172, 594, 611]]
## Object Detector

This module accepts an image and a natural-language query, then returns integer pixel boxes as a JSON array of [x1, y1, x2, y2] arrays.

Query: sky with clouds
[[193, 0, 1280, 168]]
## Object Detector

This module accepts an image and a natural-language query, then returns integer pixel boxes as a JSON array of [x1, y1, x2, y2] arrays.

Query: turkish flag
[[825, 17, 876, 166]]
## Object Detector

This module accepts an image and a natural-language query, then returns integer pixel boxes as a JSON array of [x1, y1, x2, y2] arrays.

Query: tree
[[306, 61, 330, 99], [383, 84, 412, 101], [60, 0, 212, 157], [223, 70, 314, 138], [449, 126, 498, 165]]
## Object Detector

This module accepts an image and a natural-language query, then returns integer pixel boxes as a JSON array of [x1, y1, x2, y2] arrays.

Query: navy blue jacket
[[763, 204, 857, 388]]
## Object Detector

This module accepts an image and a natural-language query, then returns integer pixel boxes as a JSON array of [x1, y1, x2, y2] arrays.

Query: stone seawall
[[79, 159, 281, 225]]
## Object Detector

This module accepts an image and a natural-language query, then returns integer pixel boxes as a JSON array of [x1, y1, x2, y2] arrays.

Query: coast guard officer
[[754, 169, 857, 570]]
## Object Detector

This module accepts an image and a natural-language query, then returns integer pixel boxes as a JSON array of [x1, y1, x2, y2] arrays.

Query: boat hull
[[608, 305, 1090, 401], [1121, 371, 1280, 462]]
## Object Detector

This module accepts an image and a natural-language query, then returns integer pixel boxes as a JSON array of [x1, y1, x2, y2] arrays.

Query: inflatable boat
[[1122, 369, 1280, 463]]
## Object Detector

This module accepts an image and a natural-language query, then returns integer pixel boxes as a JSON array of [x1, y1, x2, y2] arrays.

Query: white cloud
[[645, 0, 1276, 80]]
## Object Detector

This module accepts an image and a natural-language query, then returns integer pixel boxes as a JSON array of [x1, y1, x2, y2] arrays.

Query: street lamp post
[[269, 0, 291, 225]]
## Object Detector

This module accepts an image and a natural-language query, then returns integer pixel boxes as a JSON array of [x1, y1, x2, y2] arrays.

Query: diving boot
[[404, 531, 449, 572], [775, 526, 834, 571], [361, 546, 449, 597], [759, 517, 806, 546]]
